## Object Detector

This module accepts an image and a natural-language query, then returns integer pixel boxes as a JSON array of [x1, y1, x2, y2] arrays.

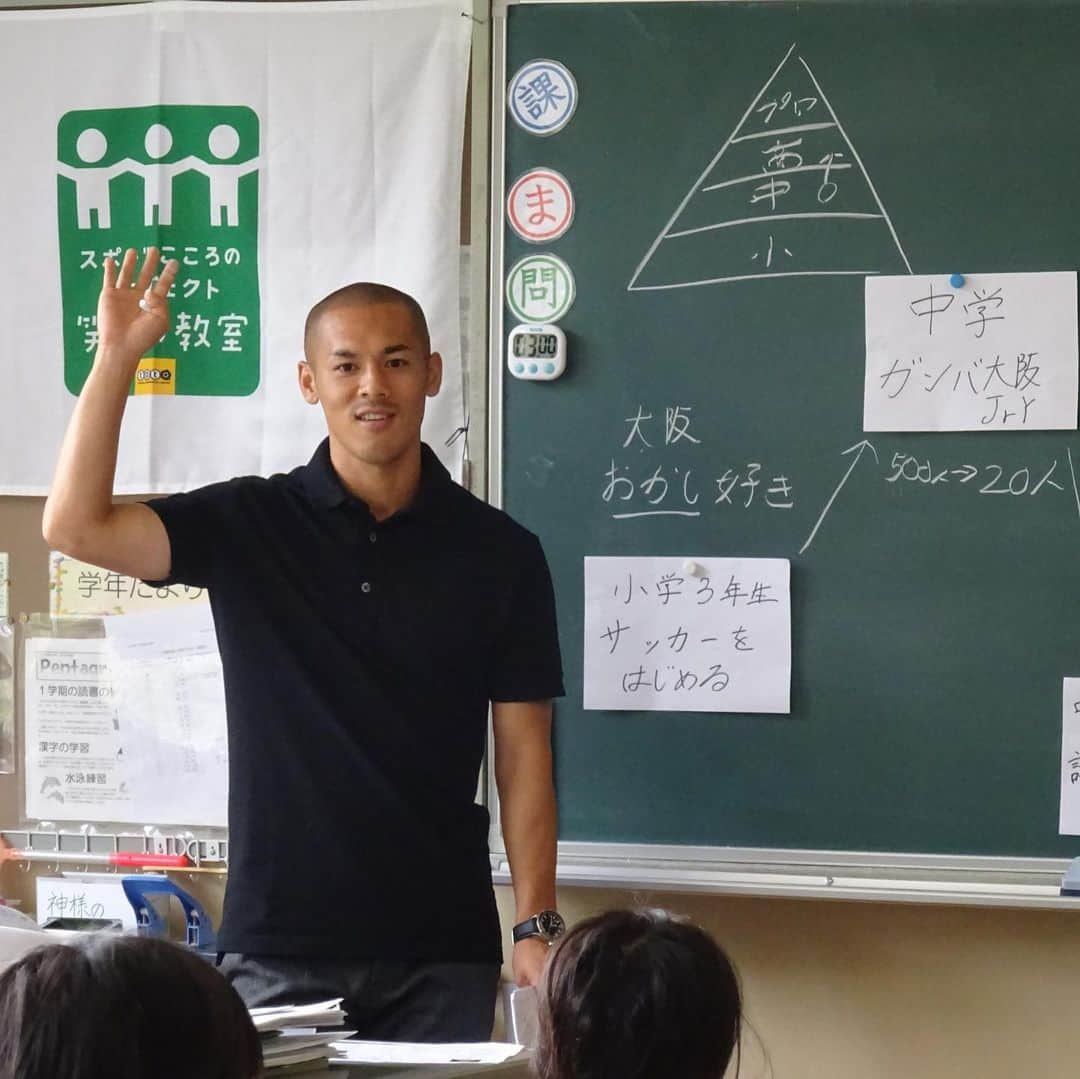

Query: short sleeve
[[488, 531, 565, 702], [143, 480, 239, 589]]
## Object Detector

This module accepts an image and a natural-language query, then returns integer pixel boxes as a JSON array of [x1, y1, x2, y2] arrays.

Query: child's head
[[536, 908, 741, 1079], [0, 935, 262, 1079]]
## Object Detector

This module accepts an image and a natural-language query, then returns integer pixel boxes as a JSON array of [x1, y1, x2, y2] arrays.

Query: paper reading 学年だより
[[49, 551, 208, 616]]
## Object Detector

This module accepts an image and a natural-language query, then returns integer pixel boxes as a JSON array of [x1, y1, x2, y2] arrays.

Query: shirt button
[[369, 532, 377, 543], [360, 582, 372, 594]]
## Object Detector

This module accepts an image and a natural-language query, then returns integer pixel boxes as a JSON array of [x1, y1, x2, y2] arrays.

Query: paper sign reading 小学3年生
[[583, 556, 791, 714], [865, 272, 1078, 432]]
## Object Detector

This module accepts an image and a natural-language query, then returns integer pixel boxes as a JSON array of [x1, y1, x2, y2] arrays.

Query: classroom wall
[[0, 495, 49, 827], [4, 494, 1080, 1078], [2, 4, 1078, 1071]]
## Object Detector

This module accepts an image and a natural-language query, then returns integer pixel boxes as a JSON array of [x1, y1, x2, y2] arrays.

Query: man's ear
[[426, 352, 443, 397], [298, 360, 319, 404]]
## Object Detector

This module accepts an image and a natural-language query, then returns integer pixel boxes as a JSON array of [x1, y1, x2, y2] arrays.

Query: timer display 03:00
[[511, 332, 559, 358], [506, 324, 566, 380]]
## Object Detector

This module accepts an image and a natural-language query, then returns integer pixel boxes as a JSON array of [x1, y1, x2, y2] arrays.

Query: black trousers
[[218, 952, 501, 1042]]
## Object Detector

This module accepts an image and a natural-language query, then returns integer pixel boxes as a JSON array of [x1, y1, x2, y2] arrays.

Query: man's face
[[298, 300, 442, 471]]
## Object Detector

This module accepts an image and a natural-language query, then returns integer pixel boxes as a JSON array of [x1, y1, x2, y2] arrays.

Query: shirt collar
[[298, 438, 456, 519]]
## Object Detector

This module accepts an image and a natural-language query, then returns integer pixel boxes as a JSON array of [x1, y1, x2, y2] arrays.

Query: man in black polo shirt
[[43, 248, 565, 1040]]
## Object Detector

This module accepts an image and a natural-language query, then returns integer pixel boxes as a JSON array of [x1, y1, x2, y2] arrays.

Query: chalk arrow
[[799, 440, 879, 555]]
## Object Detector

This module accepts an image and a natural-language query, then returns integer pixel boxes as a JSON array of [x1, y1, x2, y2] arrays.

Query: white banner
[[0, 0, 470, 494]]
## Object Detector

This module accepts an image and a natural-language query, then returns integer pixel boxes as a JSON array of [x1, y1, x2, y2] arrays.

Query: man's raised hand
[[96, 247, 180, 363]]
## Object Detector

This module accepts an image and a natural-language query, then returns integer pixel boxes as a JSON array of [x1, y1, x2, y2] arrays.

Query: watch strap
[[512, 915, 541, 943], [512, 910, 565, 943]]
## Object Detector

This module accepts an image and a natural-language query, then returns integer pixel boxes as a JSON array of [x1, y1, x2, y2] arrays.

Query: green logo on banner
[[57, 105, 261, 397]]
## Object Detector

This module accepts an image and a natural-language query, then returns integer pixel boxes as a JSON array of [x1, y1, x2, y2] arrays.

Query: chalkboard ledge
[[490, 843, 1080, 912]]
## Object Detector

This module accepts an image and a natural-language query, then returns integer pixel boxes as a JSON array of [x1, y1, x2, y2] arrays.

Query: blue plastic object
[[121, 875, 217, 951], [949, 272, 965, 288]]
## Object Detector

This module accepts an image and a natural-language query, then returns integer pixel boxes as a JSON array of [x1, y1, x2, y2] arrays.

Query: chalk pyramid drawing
[[628, 43, 911, 291]]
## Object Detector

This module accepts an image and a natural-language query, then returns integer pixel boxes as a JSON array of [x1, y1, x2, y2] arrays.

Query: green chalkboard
[[499, 0, 1080, 860]]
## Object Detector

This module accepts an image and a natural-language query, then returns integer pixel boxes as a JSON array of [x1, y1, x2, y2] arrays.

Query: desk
[[291, 1053, 533, 1078], [341, 1061, 531, 1078]]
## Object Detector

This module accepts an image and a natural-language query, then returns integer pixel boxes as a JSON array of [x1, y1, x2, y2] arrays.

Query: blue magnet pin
[[949, 273, 965, 289]]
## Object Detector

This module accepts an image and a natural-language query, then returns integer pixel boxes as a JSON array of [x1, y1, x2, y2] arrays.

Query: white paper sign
[[36, 876, 137, 928], [1060, 678, 1080, 835], [50, 551, 208, 616], [24, 637, 131, 821], [23, 608, 228, 826], [0, 553, 8, 621], [104, 606, 227, 827], [864, 272, 1078, 431], [0, 622, 13, 774], [584, 556, 791, 713]]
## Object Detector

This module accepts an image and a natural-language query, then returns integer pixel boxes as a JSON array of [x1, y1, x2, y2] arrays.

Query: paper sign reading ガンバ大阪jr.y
[[865, 272, 1078, 432]]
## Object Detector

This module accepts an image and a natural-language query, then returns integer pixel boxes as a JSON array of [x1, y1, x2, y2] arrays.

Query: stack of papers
[[249, 998, 346, 1034], [248, 998, 347, 1073], [262, 1030, 353, 1073], [328, 1041, 525, 1066]]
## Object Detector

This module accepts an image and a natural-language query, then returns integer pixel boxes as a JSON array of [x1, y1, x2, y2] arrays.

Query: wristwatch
[[512, 909, 566, 944]]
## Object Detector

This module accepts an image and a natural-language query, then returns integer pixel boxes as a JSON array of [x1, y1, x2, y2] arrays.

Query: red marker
[[1, 847, 190, 869]]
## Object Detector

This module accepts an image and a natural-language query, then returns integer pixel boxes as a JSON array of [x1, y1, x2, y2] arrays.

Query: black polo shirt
[[145, 441, 563, 962]]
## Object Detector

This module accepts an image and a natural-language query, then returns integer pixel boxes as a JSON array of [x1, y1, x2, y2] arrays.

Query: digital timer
[[507, 323, 567, 380]]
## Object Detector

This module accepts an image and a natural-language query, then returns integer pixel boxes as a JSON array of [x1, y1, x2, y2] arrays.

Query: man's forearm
[[494, 714, 558, 919], [42, 345, 139, 552], [504, 782, 557, 918], [44, 250, 178, 578]]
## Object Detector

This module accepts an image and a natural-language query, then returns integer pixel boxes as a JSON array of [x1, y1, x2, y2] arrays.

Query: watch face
[[537, 910, 566, 939]]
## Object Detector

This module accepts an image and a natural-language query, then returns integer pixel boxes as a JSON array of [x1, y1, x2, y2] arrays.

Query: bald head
[[304, 283, 431, 359]]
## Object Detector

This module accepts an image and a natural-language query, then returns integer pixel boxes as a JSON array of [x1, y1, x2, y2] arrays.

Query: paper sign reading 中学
[[864, 272, 1078, 431], [584, 556, 790, 714]]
